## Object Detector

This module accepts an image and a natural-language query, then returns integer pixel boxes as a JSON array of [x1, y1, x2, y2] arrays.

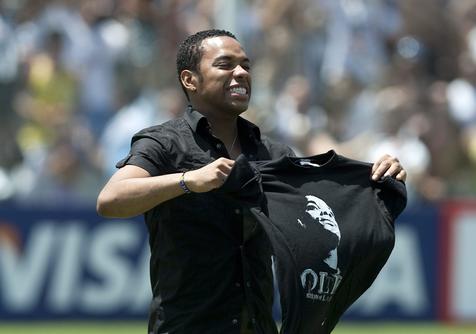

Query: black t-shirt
[[221, 151, 407, 334], [117, 106, 294, 334]]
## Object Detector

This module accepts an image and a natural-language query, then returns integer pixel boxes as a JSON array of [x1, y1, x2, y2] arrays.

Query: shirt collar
[[184, 105, 208, 133], [183, 105, 262, 142]]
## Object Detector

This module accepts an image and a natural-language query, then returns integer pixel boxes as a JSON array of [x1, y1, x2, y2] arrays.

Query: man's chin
[[229, 101, 249, 114], [324, 226, 341, 239]]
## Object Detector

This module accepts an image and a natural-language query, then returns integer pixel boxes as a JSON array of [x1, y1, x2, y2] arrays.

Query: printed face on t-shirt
[[304, 195, 341, 240]]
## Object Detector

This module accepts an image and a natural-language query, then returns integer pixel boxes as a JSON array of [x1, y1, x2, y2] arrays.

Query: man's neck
[[207, 115, 241, 159], [208, 116, 238, 144], [190, 105, 238, 145], [189, 103, 243, 157]]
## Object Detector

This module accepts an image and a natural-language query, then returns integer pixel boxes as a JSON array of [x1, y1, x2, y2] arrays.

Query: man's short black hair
[[176, 29, 237, 100]]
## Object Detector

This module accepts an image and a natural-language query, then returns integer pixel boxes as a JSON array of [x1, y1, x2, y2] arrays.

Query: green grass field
[[1, 322, 475, 334]]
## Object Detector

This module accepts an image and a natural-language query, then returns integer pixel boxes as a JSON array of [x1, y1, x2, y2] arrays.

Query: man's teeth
[[230, 87, 246, 95]]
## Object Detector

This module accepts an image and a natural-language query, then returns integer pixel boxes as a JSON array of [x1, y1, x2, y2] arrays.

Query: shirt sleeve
[[115, 130, 171, 176]]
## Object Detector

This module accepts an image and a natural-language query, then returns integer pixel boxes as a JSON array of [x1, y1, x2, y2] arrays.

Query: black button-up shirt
[[117, 106, 294, 334]]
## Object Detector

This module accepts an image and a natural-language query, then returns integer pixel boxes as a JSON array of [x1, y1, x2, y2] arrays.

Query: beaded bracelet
[[179, 171, 192, 194]]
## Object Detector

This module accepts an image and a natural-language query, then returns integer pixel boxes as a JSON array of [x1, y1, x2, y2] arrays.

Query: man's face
[[193, 36, 251, 117], [305, 195, 340, 239]]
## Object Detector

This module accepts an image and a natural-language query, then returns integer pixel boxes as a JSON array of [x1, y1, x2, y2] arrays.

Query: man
[[97, 29, 406, 334]]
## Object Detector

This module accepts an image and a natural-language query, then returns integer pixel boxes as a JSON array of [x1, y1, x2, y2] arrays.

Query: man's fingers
[[371, 154, 390, 174], [213, 157, 235, 175], [371, 156, 405, 181], [372, 160, 392, 180], [396, 169, 407, 182], [213, 157, 234, 169], [204, 158, 235, 188]]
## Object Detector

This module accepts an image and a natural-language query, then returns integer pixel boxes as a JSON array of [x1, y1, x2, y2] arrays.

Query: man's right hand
[[184, 157, 235, 193]]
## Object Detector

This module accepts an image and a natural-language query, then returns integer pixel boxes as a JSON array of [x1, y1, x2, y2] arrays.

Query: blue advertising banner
[[0, 206, 150, 320], [0, 203, 443, 321]]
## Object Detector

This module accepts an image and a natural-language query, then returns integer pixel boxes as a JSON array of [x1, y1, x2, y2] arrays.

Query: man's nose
[[233, 65, 249, 78]]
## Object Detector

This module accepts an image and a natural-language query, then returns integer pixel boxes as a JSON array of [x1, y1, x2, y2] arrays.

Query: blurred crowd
[[1, 0, 476, 207]]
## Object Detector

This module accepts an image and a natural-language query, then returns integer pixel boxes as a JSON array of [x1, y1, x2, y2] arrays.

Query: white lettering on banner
[[352, 226, 428, 314], [0, 220, 151, 315], [48, 223, 85, 312], [129, 244, 152, 312], [80, 222, 142, 312], [0, 222, 56, 311]]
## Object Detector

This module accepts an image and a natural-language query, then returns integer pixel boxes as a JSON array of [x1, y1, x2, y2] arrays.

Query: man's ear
[[180, 70, 198, 93]]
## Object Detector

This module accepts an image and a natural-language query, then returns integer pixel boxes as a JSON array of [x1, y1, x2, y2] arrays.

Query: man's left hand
[[371, 154, 407, 182]]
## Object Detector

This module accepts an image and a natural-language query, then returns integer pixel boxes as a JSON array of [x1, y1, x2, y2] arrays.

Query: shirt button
[[246, 281, 251, 288], [234, 208, 241, 214], [251, 318, 256, 324], [235, 282, 241, 288], [232, 318, 239, 325], [216, 143, 223, 149]]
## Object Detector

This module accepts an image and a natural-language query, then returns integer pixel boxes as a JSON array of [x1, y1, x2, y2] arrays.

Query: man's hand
[[185, 157, 235, 192], [371, 154, 407, 182]]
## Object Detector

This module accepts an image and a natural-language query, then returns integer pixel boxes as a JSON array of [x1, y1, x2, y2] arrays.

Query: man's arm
[[97, 157, 235, 218]]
